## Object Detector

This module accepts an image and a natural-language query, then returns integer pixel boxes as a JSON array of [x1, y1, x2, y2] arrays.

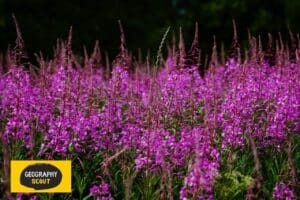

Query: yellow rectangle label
[[11, 160, 71, 193]]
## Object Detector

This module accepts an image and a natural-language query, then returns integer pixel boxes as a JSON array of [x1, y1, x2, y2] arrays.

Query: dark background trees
[[0, 0, 300, 60]]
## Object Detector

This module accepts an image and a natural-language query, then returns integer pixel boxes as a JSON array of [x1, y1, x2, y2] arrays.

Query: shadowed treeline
[[1, 0, 300, 61]]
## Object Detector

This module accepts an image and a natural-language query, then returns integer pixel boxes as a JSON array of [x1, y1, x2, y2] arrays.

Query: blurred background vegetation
[[1, 0, 300, 61]]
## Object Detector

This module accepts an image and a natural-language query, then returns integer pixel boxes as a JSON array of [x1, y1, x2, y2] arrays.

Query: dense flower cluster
[[90, 182, 113, 200], [273, 181, 295, 200], [220, 59, 300, 148], [180, 127, 220, 199], [0, 32, 299, 199]]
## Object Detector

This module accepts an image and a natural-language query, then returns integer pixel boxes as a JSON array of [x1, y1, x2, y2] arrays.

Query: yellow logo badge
[[11, 160, 71, 193]]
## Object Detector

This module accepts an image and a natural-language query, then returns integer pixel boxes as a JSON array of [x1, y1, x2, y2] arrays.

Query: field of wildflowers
[[0, 22, 299, 199]]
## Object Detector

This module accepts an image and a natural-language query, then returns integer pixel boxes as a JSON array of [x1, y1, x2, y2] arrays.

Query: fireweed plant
[[0, 21, 299, 200]]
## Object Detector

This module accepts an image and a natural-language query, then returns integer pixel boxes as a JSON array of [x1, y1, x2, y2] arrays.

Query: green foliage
[[136, 173, 161, 200], [214, 171, 253, 199]]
